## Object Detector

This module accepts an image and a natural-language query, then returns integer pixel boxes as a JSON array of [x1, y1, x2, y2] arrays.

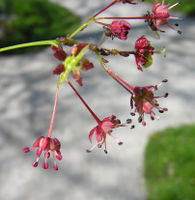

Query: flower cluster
[[0, 0, 182, 170]]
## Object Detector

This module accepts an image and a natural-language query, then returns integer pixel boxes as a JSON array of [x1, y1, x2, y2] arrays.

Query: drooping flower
[[134, 36, 154, 71], [130, 79, 168, 126], [23, 136, 62, 170], [52, 44, 94, 86], [68, 81, 125, 153], [87, 115, 124, 153], [146, 0, 181, 32], [109, 20, 131, 40]]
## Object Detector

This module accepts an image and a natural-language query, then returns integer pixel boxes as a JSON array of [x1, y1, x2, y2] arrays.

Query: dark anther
[[104, 149, 108, 154], [130, 112, 135, 116], [175, 23, 179, 26], [177, 30, 182, 34], [130, 125, 135, 129], [162, 79, 168, 83], [126, 119, 132, 124], [151, 116, 155, 120], [116, 119, 121, 124], [164, 93, 169, 98], [138, 116, 142, 123], [97, 143, 102, 148], [86, 149, 91, 153], [159, 110, 164, 113], [118, 142, 123, 146], [154, 85, 158, 90]]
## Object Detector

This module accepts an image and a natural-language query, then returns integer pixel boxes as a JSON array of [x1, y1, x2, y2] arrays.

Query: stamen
[[42, 162, 49, 169], [53, 164, 58, 171], [116, 119, 121, 124], [56, 152, 62, 160], [164, 93, 169, 98], [138, 116, 142, 123], [36, 149, 42, 157], [23, 147, 30, 153], [104, 149, 108, 154], [177, 30, 182, 34], [130, 112, 135, 116], [86, 143, 99, 152], [126, 119, 132, 124], [162, 79, 168, 83], [168, 2, 181, 10], [32, 161, 39, 167], [130, 125, 135, 129], [97, 143, 102, 148]]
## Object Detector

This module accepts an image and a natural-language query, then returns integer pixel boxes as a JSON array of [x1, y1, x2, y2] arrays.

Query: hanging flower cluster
[[0, 0, 182, 170]]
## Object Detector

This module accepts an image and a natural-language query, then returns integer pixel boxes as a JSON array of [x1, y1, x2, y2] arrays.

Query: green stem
[[68, 18, 95, 39], [0, 40, 58, 53]]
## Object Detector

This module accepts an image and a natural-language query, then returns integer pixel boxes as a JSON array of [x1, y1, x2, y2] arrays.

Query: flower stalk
[[47, 87, 59, 138], [68, 81, 102, 125]]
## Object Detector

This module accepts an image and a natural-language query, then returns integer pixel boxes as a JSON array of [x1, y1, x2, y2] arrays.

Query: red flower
[[52, 44, 94, 86], [134, 36, 154, 71], [148, 0, 181, 32], [87, 115, 124, 153], [130, 80, 168, 126], [23, 136, 62, 170], [110, 20, 131, 40]]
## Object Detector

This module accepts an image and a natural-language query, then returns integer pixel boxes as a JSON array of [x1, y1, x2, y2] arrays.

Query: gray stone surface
[[0, 1, 195, 200]]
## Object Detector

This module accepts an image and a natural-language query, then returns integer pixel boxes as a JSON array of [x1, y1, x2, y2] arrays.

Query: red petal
[[72, 71, 83, 86], [53, 64, 65, 75], [89, 127, 96, 143], [135, 36, 150, 49], [52, 45, 67, 61]]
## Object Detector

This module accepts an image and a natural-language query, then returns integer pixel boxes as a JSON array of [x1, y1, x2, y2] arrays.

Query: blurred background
[[0, 0, 195, 199]]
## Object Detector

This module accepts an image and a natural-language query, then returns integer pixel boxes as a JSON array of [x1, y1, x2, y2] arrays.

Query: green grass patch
[[145, 0, 195, 16], [144, 124, 195, 200], [0, 0, 81, 53]]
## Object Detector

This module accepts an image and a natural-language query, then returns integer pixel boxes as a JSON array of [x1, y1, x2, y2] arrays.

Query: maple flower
[[68, 81, 125, 153], [147, 0, 181, 32], [23, 136, 62, 170], [130, 79, 168, 126], [87, 115, 124, 153], [23, 88, 62, 170], [52, 44, 94, 86], [110, 20, 131, 40], [134, 36, 154, 71]]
